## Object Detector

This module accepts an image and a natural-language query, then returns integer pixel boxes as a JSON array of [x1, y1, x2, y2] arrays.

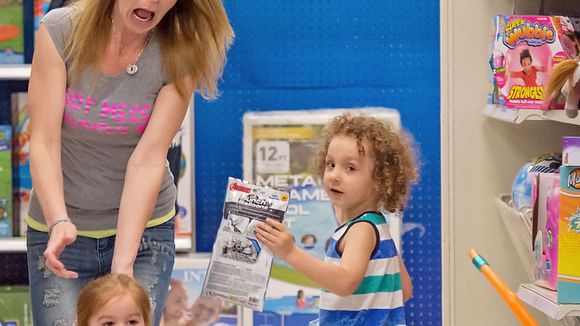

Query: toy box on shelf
[[0, 0, 24, 64], [0, 285, 32, 326], [11, 92, 30, 237], [531, 172, 560, 291], [0, 126, 12, 238], [489, 15, 579, 110], [166, 255, 238, 326], [242, 107, 402, 325]]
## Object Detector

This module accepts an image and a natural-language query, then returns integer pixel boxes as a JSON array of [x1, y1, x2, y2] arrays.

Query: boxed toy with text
[[11, 92, 31, 236], [0, 0, 24, 64], [558, 165, 580, 303], [0, 126, 12, 238], [490, 15, 579, 109], [531, 172, 560, 291], [164, 256, 237, 326], [0, 285, 32, 326]]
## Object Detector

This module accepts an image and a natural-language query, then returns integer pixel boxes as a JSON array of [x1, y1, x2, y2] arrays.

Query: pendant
[[126, 64, 138, 75]]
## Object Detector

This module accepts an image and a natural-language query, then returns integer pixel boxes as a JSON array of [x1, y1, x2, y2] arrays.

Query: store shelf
[[482, 104, 580, 126], [493, 194, 533, 281], [0, 65, 31, 80], [0, 237, 26, 252], [518, 283, 580, 320], [175, 236, 192, 252], [0, 236, 192, 253]]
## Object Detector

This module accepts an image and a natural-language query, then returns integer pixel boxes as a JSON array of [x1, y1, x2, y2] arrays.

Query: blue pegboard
[[195, 1, 440, 325]]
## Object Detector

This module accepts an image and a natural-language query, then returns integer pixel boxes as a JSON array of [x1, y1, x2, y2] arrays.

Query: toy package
[[558, 166, 580, 303], [0, 126, 12, 238], [0, 0, 24, 64], [490, 15, 579, 109], [164, 256, 237, 326], [202, 177, 290, 311], [11, 92, 31, 236], [0, 285, 32, 326], [531, 173, 560, 291]]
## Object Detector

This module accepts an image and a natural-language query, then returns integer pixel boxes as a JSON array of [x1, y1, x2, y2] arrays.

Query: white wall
[[441, 0, 579, 325]]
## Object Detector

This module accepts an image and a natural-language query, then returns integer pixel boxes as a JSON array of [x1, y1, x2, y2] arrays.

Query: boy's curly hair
[[314, 112, 419, 213]]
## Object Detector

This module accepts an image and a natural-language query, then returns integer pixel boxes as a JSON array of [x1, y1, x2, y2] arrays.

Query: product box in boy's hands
[[490, 15, 579, 109], [531, 172, 560, 291], [0, 126, 13, 238], [202, 177, 290, 311], [557, 165, 580, 303]]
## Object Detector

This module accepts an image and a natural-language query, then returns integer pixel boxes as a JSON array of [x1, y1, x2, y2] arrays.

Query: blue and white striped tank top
[[319, 212, 406, 326]]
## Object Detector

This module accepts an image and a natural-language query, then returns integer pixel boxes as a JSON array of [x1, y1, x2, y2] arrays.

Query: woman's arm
[[111, 77, 195, 276], [29, 23, 78, 278], [256, 218, 376, 296]]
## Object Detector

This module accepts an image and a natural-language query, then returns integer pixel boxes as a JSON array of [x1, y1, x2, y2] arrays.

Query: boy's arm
[[256, 218, 375, 296], [399, 255, 413, 302]]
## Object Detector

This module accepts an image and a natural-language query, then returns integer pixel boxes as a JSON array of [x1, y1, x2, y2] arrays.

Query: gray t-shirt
[[27, 7, 177, 235]]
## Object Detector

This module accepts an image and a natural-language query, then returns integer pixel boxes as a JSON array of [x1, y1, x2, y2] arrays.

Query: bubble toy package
[[202, 177, 289, 311], [490, 15, 579, 109]]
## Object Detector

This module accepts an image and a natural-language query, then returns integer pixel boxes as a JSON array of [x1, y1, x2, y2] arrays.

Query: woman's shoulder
[[41, 7, 76, 26]]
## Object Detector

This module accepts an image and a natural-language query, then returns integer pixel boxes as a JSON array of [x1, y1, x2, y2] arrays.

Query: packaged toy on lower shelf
[[558, 166, 580, 303], [532, 172, 560, 291]]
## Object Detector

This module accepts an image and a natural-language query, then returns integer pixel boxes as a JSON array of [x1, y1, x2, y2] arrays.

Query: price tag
[[255, 140, 290, 174]]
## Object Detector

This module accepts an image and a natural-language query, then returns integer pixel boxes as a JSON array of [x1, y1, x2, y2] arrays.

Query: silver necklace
[[112, 19, 152, 75]]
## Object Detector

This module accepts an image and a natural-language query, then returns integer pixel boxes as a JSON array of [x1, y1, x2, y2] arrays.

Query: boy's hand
[[255, 218, 296, 260]]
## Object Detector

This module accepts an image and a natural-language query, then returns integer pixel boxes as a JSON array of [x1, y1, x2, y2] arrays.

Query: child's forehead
[[329, 134, 374, 154]]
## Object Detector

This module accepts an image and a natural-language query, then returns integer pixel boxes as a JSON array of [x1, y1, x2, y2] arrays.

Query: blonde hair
[[65, 0, 234, 99], [545, 59, 580, 102], [315, 113, 419, 212], [77, 274, 152, 326]]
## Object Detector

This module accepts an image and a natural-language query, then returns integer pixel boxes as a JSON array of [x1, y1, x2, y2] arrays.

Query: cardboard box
[[490, 15, 578, 109], [557, 166, 580, 303], [0, 126, 13, 238], [0, 285, 32, 326]]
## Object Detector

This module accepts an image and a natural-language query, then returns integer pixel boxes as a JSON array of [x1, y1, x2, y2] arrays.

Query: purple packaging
[[563, 136, 580, 166], [532, 172, 560, 291]]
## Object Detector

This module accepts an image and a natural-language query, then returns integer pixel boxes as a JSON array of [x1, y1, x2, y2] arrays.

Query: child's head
[[189, 295, 222, 325], [77, 273, 151, 326], [163, 278, 189, 321], [315, 113, 418, 214], [297, 289, 305, 299], [301, 234, 317, 246], [520, 49, 533, 73]]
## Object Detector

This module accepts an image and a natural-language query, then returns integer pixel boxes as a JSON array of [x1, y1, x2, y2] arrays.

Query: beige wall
[[441, 0, 579, 325]]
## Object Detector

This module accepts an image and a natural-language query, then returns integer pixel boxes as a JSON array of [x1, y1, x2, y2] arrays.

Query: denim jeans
[[26, 219, 176, 326]]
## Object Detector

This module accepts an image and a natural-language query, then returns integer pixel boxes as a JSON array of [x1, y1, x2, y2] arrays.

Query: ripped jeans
[[26, 219, 175, 326]]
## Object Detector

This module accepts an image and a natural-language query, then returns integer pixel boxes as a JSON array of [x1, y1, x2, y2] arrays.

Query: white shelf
[[518, 283, 580, 320], [0, 237, 26, 252], [175, 236, 192, 252], [0, 236, 192, 253], [0, 64, 31, 80], [493, 194, 534, 281], [482, 104, 580, 126]]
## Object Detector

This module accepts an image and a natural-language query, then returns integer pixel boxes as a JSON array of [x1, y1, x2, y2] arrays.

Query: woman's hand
[[255, 218, 296, 261], [43, 222, 78, 279]]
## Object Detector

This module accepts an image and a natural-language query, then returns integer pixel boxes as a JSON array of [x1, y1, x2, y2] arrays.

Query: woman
[[26, 0, 233, 325]]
